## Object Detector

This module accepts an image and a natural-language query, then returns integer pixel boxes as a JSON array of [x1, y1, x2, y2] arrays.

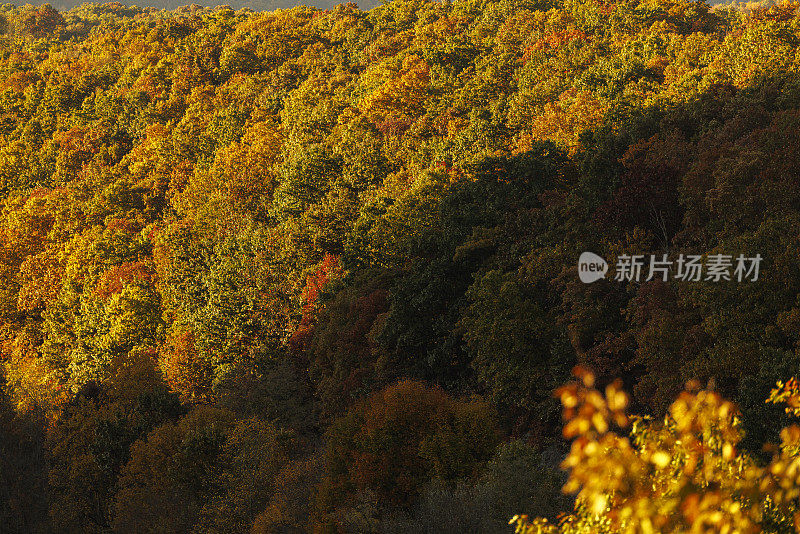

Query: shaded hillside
[[0, 0, 800, 532]]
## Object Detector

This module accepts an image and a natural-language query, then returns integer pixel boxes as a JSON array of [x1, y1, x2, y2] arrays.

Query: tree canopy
[[2, 0, 800, 531]]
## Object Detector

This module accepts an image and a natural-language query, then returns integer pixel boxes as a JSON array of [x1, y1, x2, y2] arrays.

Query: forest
[[2, 0, 800, 532]]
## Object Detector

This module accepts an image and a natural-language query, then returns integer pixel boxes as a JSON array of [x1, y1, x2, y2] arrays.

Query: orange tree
[[513, 368, 800, 533]]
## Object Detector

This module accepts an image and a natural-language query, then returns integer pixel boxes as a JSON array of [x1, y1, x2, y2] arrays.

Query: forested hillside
[[41, 0, 383, 15], [2, 0, 800, 532]]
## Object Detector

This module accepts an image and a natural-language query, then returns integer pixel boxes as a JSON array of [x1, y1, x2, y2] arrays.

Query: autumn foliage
[[1, 0, 800, 532]]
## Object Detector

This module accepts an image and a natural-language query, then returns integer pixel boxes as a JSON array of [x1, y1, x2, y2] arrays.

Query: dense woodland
[[42, 0, 383, 16], [2, 0, 800, 532]]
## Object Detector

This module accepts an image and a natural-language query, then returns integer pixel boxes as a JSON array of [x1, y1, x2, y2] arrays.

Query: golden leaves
[[768, 377, 800, 417], [521, 368, 800, 534], [557, 367, 628, 439]]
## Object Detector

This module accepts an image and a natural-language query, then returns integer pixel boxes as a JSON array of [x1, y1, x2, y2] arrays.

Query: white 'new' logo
[[578, 252, 608, 283]]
